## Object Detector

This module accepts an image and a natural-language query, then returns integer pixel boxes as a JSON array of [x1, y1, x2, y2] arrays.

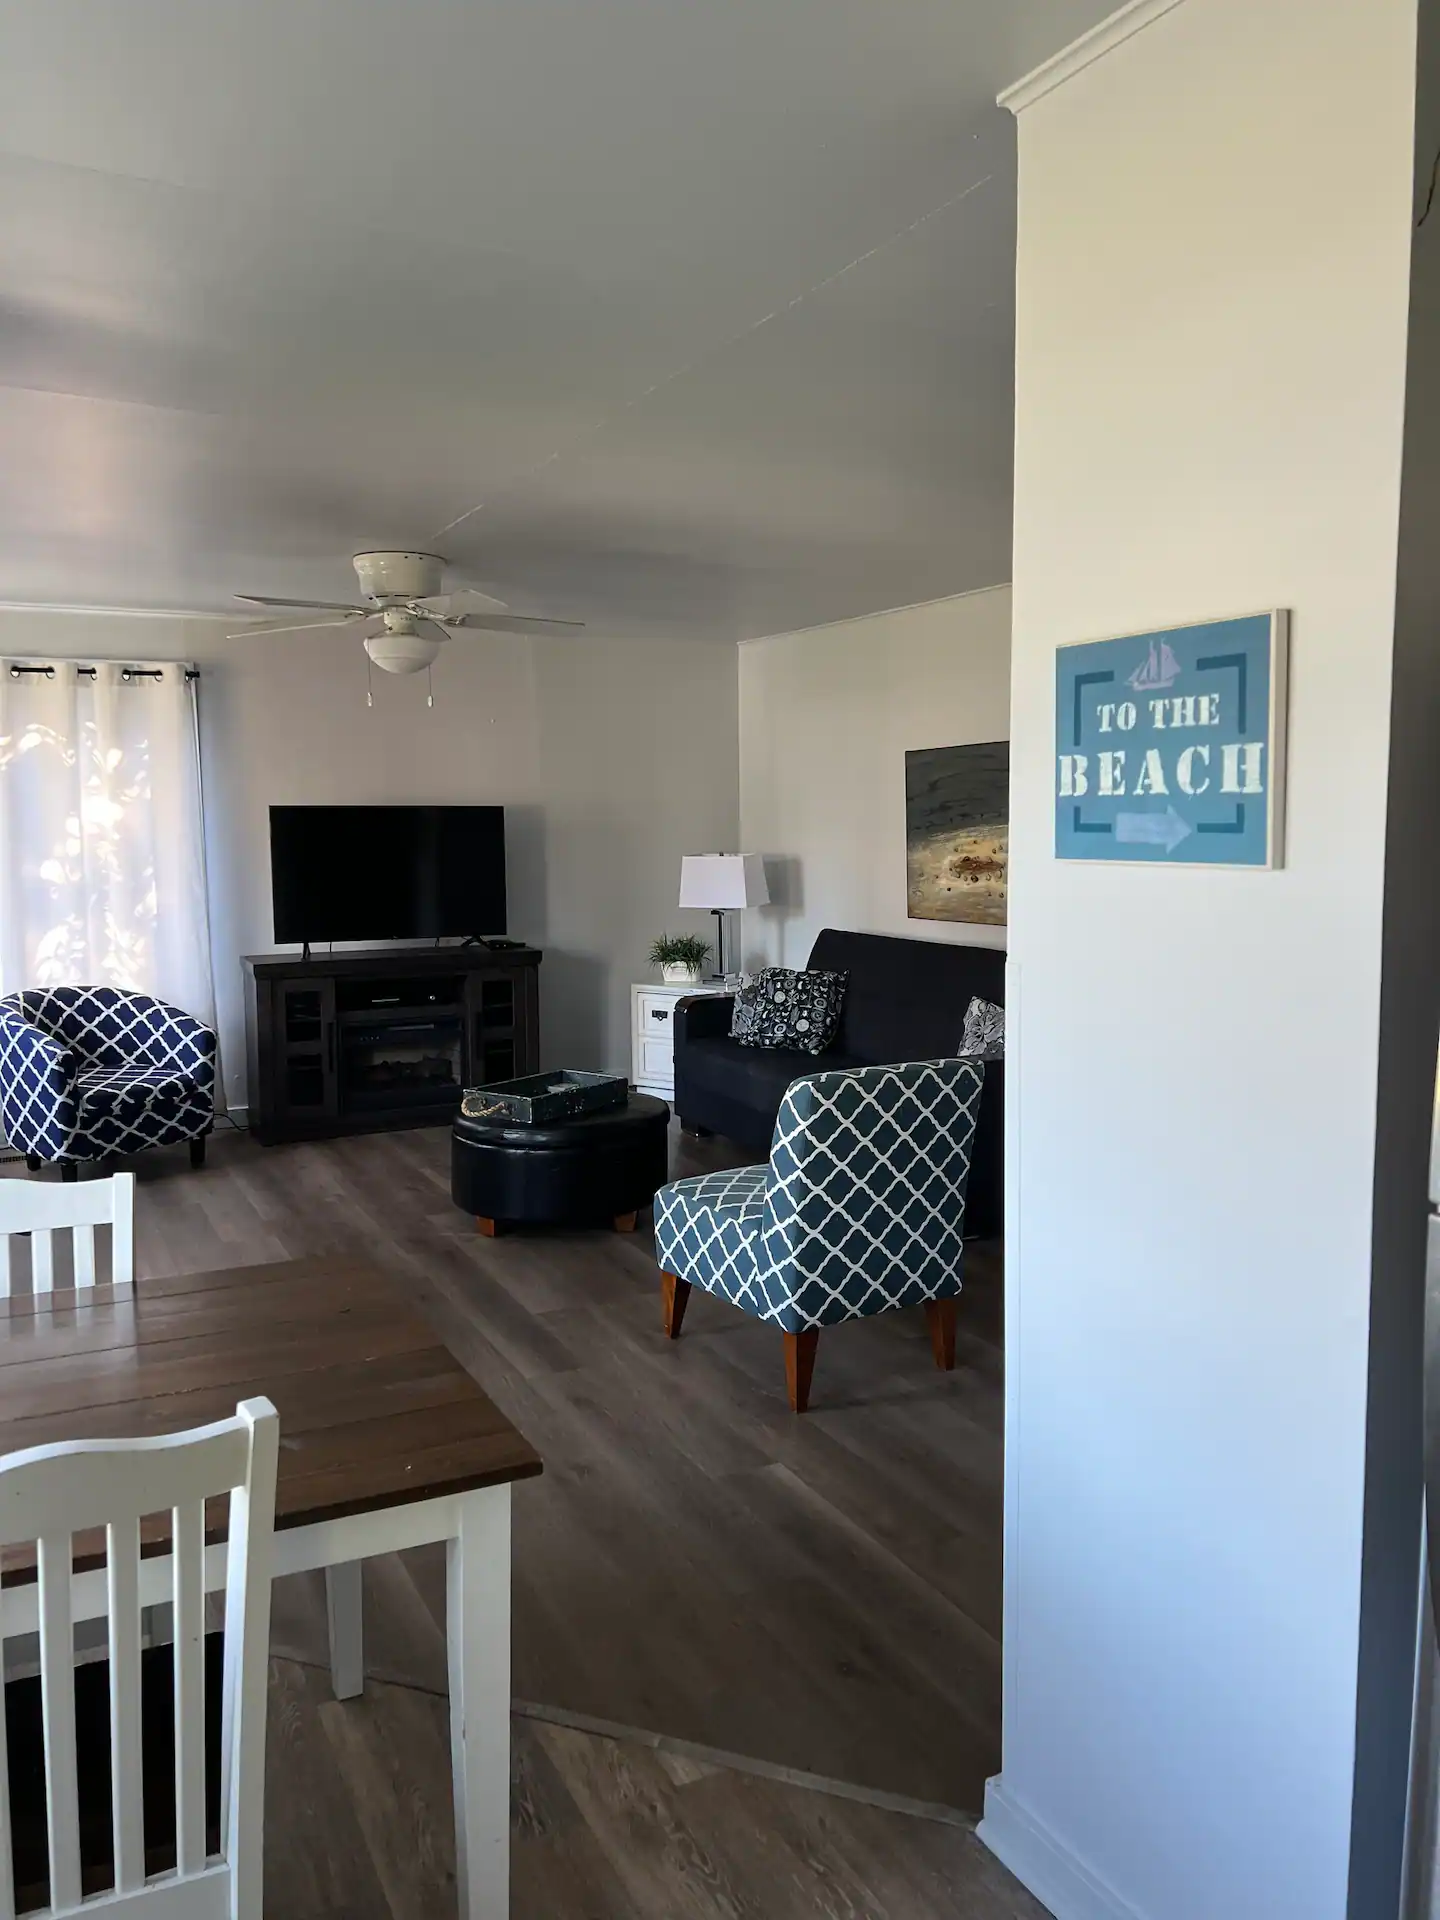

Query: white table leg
[[447, 1483, 512, 1918], [325, 1562, 365, 1701]]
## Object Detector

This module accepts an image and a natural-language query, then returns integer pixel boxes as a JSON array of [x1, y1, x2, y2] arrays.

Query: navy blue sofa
[[672, 927, 1004, 1238]]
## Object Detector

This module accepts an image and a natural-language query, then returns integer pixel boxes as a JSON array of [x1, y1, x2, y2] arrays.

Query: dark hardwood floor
[[262, 1652, 1045, 1919], [10, 1118, 1018, 1915]]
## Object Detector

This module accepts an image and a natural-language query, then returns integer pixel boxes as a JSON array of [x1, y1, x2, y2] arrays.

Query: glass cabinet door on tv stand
[[465, 968, 531, 1086], [275, 978, 339, 1121]]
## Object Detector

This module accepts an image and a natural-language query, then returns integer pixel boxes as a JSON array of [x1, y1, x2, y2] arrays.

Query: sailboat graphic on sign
[[1127, 638, 1181, 693]]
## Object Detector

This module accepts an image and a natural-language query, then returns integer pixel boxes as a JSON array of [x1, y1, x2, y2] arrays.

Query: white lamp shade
[[678, 853, 770, 910]]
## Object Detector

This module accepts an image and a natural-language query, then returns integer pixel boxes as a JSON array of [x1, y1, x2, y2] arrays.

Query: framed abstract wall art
[[906, 741, 1009, 926]]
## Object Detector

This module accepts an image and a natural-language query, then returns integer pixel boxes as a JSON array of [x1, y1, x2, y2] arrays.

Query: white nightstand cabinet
[[631, 981, 730, 1100]]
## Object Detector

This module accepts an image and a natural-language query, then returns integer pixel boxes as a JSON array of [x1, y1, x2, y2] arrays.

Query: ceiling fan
[[229, 550, 583, 677]]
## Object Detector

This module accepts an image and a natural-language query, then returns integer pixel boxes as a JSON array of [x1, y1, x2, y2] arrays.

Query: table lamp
[[677, 854, 770, 978]]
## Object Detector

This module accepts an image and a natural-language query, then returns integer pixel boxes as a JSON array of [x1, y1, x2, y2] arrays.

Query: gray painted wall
[[738, 587, 1012, 969], [0, 609, 739, 1103]]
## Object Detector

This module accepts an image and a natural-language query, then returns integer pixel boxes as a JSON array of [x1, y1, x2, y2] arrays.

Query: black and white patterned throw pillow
[[958, 995, 1005, 1060], [730, 967, 848, 1056]]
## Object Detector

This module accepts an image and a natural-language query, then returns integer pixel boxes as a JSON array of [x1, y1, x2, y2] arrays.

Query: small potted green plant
[[649, 932, 712, 985]]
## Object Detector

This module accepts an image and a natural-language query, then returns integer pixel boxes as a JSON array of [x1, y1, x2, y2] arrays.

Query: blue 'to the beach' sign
[[1055, 611, 1288, 868]]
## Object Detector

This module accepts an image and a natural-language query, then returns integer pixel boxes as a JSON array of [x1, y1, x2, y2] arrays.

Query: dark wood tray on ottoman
[[461, 1069, 628, 1127], [451, 1089, 671, 1235]]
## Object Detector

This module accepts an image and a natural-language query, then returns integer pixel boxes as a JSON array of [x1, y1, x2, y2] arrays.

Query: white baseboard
[[978, 1778, 1144, 1920]]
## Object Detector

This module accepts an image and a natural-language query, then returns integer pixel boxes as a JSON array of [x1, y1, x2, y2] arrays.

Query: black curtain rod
[[6, 664, 200, 681]]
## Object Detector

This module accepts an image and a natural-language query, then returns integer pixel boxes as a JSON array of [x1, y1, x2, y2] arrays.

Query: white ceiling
[[0, 0, 1112, 639]]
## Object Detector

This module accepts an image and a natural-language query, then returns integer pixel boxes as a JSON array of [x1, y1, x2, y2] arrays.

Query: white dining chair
[[0, 1170, 135, 1295], [0, 1172, 360, 1703], [0, 1174, 142, 1671], [0, 1397, 279, 1919]]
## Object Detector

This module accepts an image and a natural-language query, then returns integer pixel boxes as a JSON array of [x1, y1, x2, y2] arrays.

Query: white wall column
[[984, 1, 1440, 1916]]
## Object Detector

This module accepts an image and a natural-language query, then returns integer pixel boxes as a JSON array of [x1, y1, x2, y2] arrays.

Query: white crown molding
[[736, 578, 1013, 648], [0, 599, 229, 621], [998, 0, 1190, 115]]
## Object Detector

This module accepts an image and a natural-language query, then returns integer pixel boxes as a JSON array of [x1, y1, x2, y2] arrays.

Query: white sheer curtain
[[0, 659, 215, 1025]]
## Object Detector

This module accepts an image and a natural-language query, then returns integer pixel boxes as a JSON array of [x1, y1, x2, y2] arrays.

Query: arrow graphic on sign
[[1115, 806, 1192, 852]]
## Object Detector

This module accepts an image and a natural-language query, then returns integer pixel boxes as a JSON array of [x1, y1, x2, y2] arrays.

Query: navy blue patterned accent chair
[[0, 987, 216, 1180], [653, 1057, 983, 1411]]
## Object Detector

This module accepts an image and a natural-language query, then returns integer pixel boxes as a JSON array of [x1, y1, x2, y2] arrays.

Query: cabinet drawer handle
[[650, 1008, 670, 1023]]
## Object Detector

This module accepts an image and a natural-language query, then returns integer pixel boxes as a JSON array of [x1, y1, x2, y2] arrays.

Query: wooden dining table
[[0, 1250, 542, 1919]]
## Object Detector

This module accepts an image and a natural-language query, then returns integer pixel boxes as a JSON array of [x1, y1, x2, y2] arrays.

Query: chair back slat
[[0, 1400, 278, 1917], [72, 1224, 96, 1289], [0, 1171, 135, 1294], [30, 1229, 54, 1294], [38, 1531, 82, 1911], [218, 1417, 280, 1909], [107, 1516, 145, 1894], [172, 1498, 208, 1876]]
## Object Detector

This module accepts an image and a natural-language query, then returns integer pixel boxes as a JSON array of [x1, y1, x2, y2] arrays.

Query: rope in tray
[[461, 1080, 574, 1121]]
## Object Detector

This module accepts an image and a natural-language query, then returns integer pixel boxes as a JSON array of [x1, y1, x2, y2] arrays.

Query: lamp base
[[712, 907, 729, 978]]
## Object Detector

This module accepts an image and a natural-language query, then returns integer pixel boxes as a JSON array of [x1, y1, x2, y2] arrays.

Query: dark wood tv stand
[[241, 945, 541, 1144]]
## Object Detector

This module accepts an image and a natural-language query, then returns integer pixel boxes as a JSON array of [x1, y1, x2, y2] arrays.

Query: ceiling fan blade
[[413, 594, 492, 622], [226, 616, 364, 640], [448, 613, 585, 634], [234, 593, 366, 612], [434, 586, 512, 614]]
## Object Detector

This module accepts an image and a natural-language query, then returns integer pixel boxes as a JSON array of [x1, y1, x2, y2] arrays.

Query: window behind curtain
[[0, 661, 215, 1028]]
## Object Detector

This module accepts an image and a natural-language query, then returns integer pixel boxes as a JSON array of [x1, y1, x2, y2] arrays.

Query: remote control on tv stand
[[464, 935, 525, 951]]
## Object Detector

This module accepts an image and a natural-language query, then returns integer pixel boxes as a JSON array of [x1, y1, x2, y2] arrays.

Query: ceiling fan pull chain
[[366, 653, 374, 708], [426, 663, 434, 709]]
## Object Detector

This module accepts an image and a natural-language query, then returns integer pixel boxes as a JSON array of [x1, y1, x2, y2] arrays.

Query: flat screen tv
[[269, 805, 507, 943]]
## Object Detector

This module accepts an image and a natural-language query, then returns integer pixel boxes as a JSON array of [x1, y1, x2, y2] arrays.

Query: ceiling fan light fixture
[[364, 627, 443, 675]]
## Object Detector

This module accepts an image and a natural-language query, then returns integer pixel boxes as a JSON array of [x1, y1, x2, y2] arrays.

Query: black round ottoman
[[451, 1092, 671, 1235]]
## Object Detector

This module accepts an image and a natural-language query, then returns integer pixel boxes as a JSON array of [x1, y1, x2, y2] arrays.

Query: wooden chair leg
[[783, 1329, 820, 1413], [925, 1298, 957, 1371], [475, 1215, 505, 1237], [661, 1271, 691, 1338], [24, 1154, 41, 1173], [613, 1211, 638, 1233], [189, 1133, 207, 1169], [60, 1162, 78, 1184]]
